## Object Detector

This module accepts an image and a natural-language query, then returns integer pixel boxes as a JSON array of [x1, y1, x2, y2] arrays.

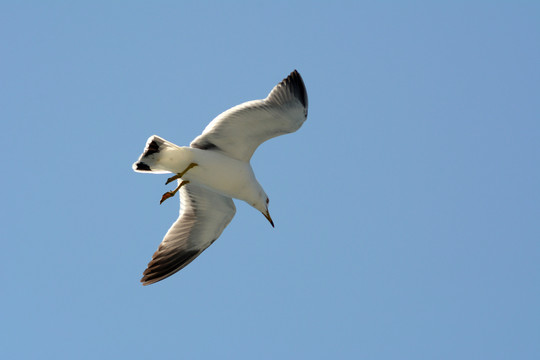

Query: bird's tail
[[132, 135, 183, 174]]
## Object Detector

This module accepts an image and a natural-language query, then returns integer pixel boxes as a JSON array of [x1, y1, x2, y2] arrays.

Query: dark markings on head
[[145, 140, 160, 157], [136, 162, 151, 171]]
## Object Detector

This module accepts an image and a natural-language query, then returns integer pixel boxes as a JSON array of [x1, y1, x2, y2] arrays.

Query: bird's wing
[[141, 183, 236, 285], [190, 70, 308, 162]]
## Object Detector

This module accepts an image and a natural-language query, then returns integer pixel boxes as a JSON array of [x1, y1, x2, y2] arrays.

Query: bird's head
[[253, 193, 274, 228]]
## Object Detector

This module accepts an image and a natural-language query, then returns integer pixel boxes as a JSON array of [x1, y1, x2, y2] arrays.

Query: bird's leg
[[165, 162, 198, 185], [160, 180, 190, 204]]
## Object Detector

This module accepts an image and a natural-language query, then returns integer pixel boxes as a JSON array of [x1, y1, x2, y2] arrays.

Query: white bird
[[133, 70, 308, 285]]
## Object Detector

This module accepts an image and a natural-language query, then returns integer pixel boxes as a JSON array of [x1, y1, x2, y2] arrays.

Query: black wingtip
[[283, 70, 308, 113], [140, 249, 201, 285]]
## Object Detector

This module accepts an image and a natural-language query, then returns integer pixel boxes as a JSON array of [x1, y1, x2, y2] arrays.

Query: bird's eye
[[266, 198, 269, 204]]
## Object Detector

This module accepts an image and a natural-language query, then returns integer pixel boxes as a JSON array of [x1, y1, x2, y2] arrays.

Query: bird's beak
[[263, 209, 274, 228]]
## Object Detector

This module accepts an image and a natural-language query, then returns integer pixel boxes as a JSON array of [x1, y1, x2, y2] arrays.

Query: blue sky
[[2, 2, 539, 359]]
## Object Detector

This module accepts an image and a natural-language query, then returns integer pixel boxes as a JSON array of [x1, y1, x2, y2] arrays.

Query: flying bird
[[133, 70, 308, 285]]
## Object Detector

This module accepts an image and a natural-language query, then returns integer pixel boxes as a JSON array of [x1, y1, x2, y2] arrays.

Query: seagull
[[132, 70, 308, 285]]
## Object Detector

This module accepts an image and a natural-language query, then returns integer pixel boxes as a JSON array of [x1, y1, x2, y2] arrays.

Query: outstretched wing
[[140, 183, 236, 285], [190, 70, 308, 162]]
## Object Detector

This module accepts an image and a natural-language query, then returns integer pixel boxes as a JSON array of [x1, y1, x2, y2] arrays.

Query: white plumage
[[133, 70, 308, 285]]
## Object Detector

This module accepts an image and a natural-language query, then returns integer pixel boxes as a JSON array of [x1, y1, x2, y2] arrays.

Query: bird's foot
[[165, 162, 198, 185], [160, 180, 190, 204]]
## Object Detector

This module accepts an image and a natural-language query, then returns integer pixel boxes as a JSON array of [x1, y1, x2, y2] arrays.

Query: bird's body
[[184, 147, 264, 205], [133, 70, 308, 285], [138, 140, 265, 206]]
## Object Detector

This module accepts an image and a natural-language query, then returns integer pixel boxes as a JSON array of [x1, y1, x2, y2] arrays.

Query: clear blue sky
[[2, 2, 539, 359]]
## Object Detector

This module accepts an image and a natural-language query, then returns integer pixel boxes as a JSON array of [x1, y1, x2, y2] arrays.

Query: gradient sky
[[2, 2, 539, 359]]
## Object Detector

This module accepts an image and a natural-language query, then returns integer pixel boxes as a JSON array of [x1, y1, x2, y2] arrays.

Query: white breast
[[181, 147, 264, 204]]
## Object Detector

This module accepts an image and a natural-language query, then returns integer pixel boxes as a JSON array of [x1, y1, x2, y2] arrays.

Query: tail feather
[[132, 135, 181, 174]]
